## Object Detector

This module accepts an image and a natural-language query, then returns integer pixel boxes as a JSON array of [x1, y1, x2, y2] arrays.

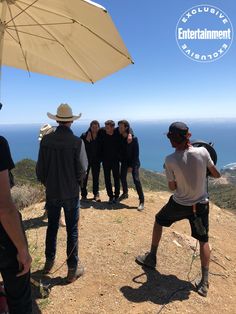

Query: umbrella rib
[[5, 0, 39, 26], [16, 0, 133, 63], [5, 29, 20, 45], [8, 21, 75, 27], [13, 2, 94, 83], [7, 2, 31, 75], [7, 28, 57, 42], [74, 20, 134, 64]]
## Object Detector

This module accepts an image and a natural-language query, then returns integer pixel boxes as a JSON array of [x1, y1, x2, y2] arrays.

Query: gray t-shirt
[[165, 146, 214, 206]]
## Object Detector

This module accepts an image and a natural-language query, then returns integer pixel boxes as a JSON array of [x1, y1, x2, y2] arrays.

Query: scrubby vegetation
[[11, 159, 44, 210], [11, 159, 235, 211], [11, 185, 45, 210], [12, 158, 38, 185], [208, 184, 236, 211]]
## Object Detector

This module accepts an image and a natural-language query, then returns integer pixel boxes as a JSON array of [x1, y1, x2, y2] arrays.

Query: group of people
[[80, 118, 144, 210], [36, 104, 145, 284], [0, 103, 221, 313]]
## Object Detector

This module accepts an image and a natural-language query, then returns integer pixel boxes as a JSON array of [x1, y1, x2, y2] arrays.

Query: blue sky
[[0, 0, 235, 124]]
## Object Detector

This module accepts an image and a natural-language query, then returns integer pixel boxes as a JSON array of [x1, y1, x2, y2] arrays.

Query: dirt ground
[[22, 190, 236, 314]]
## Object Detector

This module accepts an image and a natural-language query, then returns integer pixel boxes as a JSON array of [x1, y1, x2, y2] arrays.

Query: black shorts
[[155, 196, 209, 242]]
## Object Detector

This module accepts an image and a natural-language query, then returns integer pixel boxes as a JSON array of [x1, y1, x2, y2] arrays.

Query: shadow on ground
[[80, 199, 137, 210], [31, 269, 70, 313], [23, 212, 48, 231], [120, 266, 194, 307]]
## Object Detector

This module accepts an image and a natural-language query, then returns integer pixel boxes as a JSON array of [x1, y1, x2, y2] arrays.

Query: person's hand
[[17, 248, 32, 276], [127, 133, 132, 144], [86, 132, 92, 142], [127, 167, 133, 173]]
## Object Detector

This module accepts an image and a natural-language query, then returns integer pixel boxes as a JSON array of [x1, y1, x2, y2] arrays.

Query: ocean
[[0, 120, 235, 172]]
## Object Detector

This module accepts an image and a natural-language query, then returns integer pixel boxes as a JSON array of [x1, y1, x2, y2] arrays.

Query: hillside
[[12, 159, 236, 211], [22, 190, 236, 313]]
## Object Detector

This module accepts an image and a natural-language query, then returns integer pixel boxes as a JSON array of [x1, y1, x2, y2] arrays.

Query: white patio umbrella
[[0, 0, 133, 83]]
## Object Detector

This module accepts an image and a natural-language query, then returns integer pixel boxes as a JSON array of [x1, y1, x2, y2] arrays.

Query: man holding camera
[[136, 122, 220, 297]]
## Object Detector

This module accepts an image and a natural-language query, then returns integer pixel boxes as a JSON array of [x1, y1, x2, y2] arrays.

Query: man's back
[[165, 146, 214, 206], [36, 125, 87, 200]]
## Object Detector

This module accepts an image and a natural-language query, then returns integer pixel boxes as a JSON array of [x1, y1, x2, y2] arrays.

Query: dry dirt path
[[22, 190, 236, 314]]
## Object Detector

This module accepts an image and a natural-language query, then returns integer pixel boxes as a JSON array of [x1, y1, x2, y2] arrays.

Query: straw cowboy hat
[[47, 104, 82, 122]]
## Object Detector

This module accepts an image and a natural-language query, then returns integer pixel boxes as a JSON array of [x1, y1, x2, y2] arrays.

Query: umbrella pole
[[0, 0, 7, 104]]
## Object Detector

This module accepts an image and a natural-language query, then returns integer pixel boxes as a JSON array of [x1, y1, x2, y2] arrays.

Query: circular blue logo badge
[[176, 4, 234, 62]]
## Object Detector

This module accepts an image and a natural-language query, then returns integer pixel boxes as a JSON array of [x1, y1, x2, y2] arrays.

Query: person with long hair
[[80, 120, 101, 202], [136, 121, 221, 297]]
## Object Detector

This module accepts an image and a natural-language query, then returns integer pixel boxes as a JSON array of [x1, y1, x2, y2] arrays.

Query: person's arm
[[205, 147, 221, 178], [0, 170, 32, 276], [165, 159, 177, 191], [168, 181, 177, 191], [127, 127, 134, 144], [75, 140, 88, 182], [208, 165, 221, 178]]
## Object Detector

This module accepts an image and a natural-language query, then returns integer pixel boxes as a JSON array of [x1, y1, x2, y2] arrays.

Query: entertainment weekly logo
[[176, 4, 234, 62]]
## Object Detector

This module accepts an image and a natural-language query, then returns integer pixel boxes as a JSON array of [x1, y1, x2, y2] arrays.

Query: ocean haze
[[0, 120, 235, 172]]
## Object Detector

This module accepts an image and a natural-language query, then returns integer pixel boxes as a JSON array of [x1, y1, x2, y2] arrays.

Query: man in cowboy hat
[[0, 104, 32, 313], [36, 103, 88, 283], [135, 122, 221, 297]]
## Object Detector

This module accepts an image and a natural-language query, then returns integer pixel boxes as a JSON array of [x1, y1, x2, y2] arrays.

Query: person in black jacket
[[0, 104, 32, 314], [118, 120, 145, 211], [100, 120, 120, 204], [80, 120, 101, 202], [36, 104, 88, 283]]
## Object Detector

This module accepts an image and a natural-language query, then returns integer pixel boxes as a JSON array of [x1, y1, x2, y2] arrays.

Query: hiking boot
[[119, 193, 128, 201], [43, 259, 55, 274], [66, 263, 84, 283], [137, 202, 144, 211], [94, 195, 101, 202], [195, 280, 209, 297], [135, 252, 156, 269]]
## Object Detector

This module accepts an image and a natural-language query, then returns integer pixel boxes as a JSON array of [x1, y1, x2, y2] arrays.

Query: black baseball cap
[[168, 122, 189, 136]]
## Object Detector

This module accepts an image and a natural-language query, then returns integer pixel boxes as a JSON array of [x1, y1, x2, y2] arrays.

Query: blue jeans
[[45, 197, 80, 269]]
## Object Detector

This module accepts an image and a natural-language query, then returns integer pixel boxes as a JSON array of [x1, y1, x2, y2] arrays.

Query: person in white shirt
[[135, 122, 221, 297]]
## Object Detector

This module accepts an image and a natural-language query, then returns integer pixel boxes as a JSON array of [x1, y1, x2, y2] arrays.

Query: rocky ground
[[22, 190, 236, 314]]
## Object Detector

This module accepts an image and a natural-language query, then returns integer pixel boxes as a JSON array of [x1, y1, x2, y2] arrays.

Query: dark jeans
[[81, 162, 100, 197], [0, 226, 32, 314], [45, 197, 80, 268], [103, 161, 120, 198], [120, 162, 144, 203]]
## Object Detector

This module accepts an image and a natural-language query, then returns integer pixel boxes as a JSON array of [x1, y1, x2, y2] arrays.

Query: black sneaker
[[195, 280, 209, 297], [81, 196, 87, 202], [94, 195, 101, 202], [108, 197, 114, 204], [43, 259, 55, 274], [119, 193, 128, 201], [135, 252, 156, 269], [66, 263, 84, 283], [113, 198, 119, 204]]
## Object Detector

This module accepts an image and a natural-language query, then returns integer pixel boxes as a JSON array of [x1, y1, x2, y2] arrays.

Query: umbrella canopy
[[0, 0, 133, 83]]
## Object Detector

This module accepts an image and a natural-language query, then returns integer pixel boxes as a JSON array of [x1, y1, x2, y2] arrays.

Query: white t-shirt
[[165, 146, 214, 206]]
